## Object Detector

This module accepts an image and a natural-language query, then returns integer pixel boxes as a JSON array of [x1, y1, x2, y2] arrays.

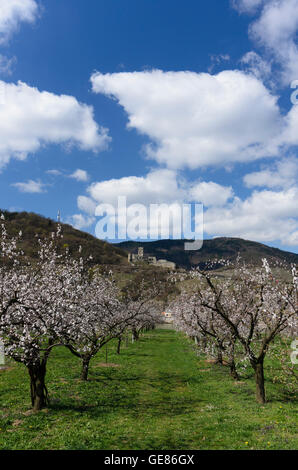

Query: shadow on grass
[[89, 369, 203, 388], [48, 394, 204, 418], [121, 352, 154, 358], [47, 364, 205, 419]]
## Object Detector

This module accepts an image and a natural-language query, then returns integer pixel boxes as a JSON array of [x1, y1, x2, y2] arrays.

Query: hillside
[[0, 210, 128, 266], [115, 238, 298, 269], [1, 210, 297, 270]]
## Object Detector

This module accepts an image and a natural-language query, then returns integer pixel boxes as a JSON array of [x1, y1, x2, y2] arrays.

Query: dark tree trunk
[[255, 361, 266, 404], [81, 357, 91, 381], [253, 360, 266, 404], [229, 340, 239, 380], [28, 362, 48, 412], [117, 337, 122, 355], [215, 347, 223, 365], [132, 329, 139, 342], [229, 361, 240, 381]]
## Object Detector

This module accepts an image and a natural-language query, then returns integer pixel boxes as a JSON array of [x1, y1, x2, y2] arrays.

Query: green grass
[[0, 329, 297, 450]]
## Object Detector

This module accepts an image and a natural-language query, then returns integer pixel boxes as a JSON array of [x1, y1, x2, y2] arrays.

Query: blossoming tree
[[0, 219, 87, 410], [172, 259, 297, 404]]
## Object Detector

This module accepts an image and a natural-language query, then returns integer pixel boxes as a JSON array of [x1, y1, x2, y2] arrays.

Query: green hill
[[1, 210, 297, 270], [115, 238, 298, 269], [0, 210, 128, 266]]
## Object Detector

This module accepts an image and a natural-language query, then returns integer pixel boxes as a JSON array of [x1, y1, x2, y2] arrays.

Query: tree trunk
[[254, 360, 266, 404], [229, 361, 240, 381], [28, 362, 48, 412], [229, 340, 239, 380], [117, 337, 122, 355], [132, 328, 139, 342], [215, 347, 223, 365], [81, 357, 91, 381]]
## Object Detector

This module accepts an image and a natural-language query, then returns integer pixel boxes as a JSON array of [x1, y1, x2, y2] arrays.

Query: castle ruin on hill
[[128, 247, 176, 270]]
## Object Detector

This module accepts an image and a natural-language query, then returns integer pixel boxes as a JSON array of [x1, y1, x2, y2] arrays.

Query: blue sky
[[0, 0, 298, 252]]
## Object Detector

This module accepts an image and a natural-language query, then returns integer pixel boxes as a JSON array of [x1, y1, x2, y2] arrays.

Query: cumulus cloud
[[204, 187, 298, 246], [12, 179, 47, 193], [251, 0, 298, 83], [69, 169, 89, 182], [84, 170, 189, 240], [90, 68, 298, 246], [279, 104, 298, 147], [67, 214, 96, 231], [77, 195, 97, 216], [87, 169, 181, 206], [85, 169, 232, 208], [285, 231, 298, 246], [0, 0, 38, 44], [0, 80, 111, 170], [235, 0, 298, 84], [240, 51, 272, 81], [91, 69, 285, 170], [189, 181, 234, 207], [71, 170, 234, 240], [74, 168, 298, 247], [244, 157, 298, 188]]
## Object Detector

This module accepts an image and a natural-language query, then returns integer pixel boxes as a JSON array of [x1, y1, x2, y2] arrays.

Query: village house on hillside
[[128, 247, 176, 270]]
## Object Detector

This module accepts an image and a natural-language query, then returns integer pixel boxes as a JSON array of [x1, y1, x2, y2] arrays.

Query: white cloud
[[86, 168, 233, 209], [76, 170, 235, 240], [240, 51, 272, 81], [0, 54, 16, 75], [285, 231, 298, 246], [12, 179, 47, 193], [46, 169, 90, 182], [0, 0, 38, 44], [236, 0, 298, 84], [189, 181, 234, 206], [91, 69, 284, 170], [78, 168, 298, 247], [204, 187, 298, 246], [208, 54, 231, 73], [46, 169, 62, 176], [84, 170, 186, 240], [90, 68, 298, 247], [0, 80, 111, 170], [67, 214, 96, 231], [69, 169, 89, 182], [244, 157, 298, 188], [232, 0, 264, 13], [279, 104, 298, 148], [77, 195, 97, 216], [87, 169, 181, 206]]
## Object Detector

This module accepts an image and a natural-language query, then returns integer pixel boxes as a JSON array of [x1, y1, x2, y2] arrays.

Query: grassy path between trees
[[0, 329, 297, 450]]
